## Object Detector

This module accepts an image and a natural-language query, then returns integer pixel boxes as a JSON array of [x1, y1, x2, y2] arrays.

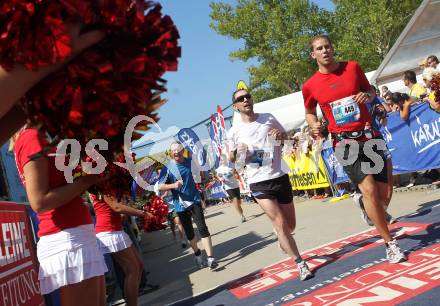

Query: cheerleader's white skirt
[[37, 224, 108, 295]]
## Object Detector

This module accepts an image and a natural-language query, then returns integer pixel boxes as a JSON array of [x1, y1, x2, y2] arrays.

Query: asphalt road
[[137, 187, 440, 306]]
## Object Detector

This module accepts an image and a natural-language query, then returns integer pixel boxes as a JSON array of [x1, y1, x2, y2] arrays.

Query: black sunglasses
[[234, 93, 251, 103]]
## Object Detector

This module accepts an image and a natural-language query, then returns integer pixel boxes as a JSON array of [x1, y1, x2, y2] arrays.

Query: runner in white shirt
[[227, 88, 313, 281], [216, 154, 246, 223]]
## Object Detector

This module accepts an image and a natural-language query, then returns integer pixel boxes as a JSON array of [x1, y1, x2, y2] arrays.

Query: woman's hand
[[0, 22, 104, 119], [173, 180, 183, 189], [66, 22, 105, 59]]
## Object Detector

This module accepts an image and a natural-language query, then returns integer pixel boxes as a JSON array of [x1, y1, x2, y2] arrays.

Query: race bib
[[223, 172, 233, 179], [249, 149, 273, 167], [330, 96, 361, 126]]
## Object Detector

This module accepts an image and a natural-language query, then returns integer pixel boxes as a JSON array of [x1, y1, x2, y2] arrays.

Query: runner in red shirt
[[302, 35, 406, 264], [13, 127, 107, 306], [89, 194, 147, 306]]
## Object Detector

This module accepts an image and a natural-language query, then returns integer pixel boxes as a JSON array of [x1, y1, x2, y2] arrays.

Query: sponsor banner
[[209, 106, 229, 169], [130, 161, 160, 199], [0, 142, 28, 202], [380, 103, 440, 174], [320, 104, 440, 184], [228, 222, 428, 299], [209, 115, 221, 169], [283, 242, 440, 306], [214, 105, 229, 154], [206, 181, 227, 200], [283, 150, 330, 190], [177, 128, 207, 167], [0, 202, 44, 306], [321, 140, 350, 185]]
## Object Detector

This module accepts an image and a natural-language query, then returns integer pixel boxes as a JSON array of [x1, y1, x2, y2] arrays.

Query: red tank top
[[14, 129, 92, 237], [89, 194, 122, 233]]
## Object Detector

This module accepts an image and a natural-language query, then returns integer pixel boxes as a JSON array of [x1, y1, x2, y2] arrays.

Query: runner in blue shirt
[[157, 142, 218, 270], [155, 168, 187, 249]]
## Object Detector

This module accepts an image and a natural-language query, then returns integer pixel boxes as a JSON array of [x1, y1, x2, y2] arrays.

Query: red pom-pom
[[141, 194, 168, 232], [1, 1, 180, 154]]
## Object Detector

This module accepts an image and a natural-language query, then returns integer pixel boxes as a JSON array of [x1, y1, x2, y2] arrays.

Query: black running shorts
[[337, 138, 388, 185], [249, 174, 293, 204], [226, 187, 240, 199]]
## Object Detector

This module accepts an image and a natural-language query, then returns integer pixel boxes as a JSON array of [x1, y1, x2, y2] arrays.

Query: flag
[[176, 128, 207, 166], [209, 114, 221, 168]]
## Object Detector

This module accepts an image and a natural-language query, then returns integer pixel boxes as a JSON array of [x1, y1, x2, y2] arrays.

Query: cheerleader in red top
[[89, 194, 147, 306], [13, 127, 108, 306]]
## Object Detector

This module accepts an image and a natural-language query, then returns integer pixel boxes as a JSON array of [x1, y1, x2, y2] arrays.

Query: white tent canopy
[[371, 0, 440, 86], [232, 90, 313, 131]]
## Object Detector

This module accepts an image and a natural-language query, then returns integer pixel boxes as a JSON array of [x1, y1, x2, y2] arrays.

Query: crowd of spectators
[[202, 56, 440, 202], [278, 55, 440, 198], [377, 55, 440, 188]]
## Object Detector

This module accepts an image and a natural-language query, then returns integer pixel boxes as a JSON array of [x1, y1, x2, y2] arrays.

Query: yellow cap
[[237, 80, 248, 90]]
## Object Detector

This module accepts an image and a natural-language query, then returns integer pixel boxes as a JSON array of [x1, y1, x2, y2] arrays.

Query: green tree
[[332, 0, 423, 72], [211, 0, 423, 101], [210, 0, 334, 102]]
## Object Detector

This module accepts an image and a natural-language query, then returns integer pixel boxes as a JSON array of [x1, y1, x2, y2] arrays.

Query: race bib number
[[223, 172, 233, 179], [330, 96, 361, 126], [250, 149, 273, 167]]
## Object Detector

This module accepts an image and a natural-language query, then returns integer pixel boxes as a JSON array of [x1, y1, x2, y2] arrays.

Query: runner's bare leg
[[256, 198, 301, 260]]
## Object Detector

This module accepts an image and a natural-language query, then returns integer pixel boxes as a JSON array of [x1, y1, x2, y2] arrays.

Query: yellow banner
[[283, 150, 330, 190]]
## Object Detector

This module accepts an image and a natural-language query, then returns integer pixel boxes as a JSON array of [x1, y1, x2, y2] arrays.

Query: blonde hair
[[422, 67, 439, 81]]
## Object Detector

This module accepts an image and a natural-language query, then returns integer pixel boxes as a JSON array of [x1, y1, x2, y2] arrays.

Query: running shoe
[[297, 261, 314, 281], [241, 215, 247, 223], [353, 193, 373, 226], [385, 212, 397, 224], [386, 240, 407, 264], [195, 254, 205, 268], [207, 257, 218, 270]]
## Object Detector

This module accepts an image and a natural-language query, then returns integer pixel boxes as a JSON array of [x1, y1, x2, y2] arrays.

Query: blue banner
[[0, 142, 28, 202], [206, 181, 226, 200], [380, 103, 440, 174], [321, 103, 440, 186], [130, 161, 160, 199], [321, 140, 350, 185], [177, 128, 207, 167]]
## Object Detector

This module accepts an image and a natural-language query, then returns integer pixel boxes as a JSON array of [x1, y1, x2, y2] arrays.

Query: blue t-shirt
[[161, 192, 175, 212], [158, 158, 201, 212]]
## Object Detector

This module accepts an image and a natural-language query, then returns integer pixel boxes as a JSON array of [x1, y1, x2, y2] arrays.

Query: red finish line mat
[[170, 202, 440, 306]]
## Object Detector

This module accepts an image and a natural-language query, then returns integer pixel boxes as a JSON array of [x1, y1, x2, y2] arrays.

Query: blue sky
[[133, 0, 334, 156]]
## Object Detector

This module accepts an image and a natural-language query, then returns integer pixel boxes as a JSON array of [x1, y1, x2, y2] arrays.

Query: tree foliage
[[332, 0, 422, 72], [210, 0, 423, 102], [210, 0, 333, 102]]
